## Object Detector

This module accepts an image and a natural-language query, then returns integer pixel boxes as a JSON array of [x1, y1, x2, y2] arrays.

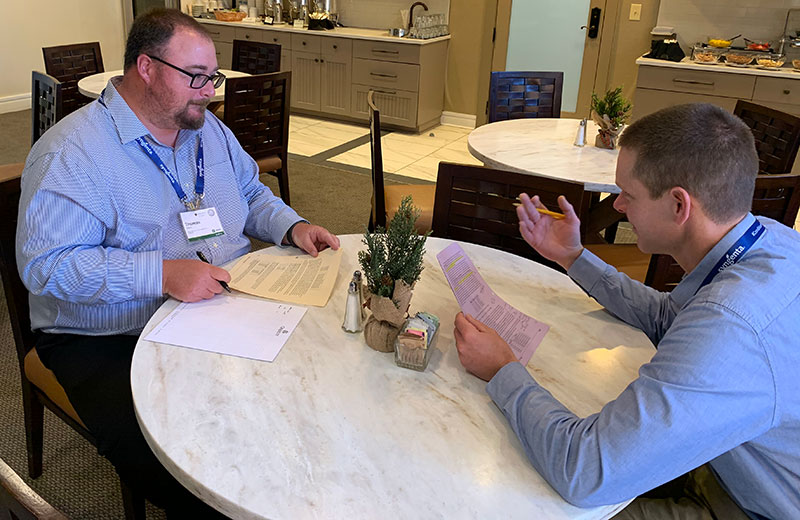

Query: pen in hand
[[195, 251, 232, 293]]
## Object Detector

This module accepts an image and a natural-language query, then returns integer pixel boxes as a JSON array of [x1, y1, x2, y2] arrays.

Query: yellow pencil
[[512, 201, 566, 220]]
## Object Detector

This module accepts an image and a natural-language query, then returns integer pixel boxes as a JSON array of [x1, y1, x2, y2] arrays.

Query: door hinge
[[485, 101, 489, 115], [492, 27, 496, 42]]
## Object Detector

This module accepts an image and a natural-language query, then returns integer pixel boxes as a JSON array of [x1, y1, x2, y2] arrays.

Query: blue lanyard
[[136, 135, 205, 210], [698, 219, 765, 290]]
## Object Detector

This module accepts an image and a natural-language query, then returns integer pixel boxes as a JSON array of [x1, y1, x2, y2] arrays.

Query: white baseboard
[[0, 93, 31, 115], [440, 111, 476, 129]]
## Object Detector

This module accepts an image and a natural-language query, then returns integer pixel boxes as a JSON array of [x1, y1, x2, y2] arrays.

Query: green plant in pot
[[590, 86, 632, 149], [358, 196, 429, 352]]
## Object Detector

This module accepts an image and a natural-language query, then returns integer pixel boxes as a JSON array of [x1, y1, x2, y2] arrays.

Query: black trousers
[[36, 333, 228, 519]]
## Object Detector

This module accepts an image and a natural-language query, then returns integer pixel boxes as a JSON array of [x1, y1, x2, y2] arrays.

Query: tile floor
[[287, 114, 481, 182], [286, 114, 800, 231]]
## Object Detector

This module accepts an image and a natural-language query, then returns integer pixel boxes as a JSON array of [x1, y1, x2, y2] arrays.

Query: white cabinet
[[290, 35, 351, 116]]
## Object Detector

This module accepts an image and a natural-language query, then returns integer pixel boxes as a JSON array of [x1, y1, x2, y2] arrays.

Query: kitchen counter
[[198, 18, 450, 45], [636, 56, 800, 80]]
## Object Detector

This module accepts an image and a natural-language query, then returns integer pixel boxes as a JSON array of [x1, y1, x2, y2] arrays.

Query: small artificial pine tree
[[358, 195, 430, 299], [590, 86, 632, 128]]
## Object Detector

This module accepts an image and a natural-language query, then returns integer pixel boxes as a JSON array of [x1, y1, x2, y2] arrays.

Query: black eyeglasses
[[147, 55, 226, 89]]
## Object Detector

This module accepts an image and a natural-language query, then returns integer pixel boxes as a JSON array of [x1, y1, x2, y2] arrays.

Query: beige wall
[[443, 0, 496, 122], [605, 0, 660, 104], [0, 0, 126, 113]]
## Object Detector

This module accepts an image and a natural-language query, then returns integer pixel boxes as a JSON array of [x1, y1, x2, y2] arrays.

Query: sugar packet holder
[[394, 312, 440, 371]]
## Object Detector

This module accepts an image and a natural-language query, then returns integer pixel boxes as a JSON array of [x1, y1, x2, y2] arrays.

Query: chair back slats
[[734, 100, 800, 175], [42, 42, 103, 117], [231, 39, 281, 75], [433, 162, 584, 270], [644, 173, 800, 291], [368, 90, 386, 231], [223, 72, 290, 160], [31, 72, 62, 146], [488, 71, 564, 123]]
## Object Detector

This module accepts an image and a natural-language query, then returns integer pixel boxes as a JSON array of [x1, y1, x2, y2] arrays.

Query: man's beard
[[175, 100, 210, 130]]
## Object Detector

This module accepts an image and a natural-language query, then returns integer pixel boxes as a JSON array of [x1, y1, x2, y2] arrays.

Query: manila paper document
[[436, 242, 549, 365], [228, 247, 343, 307]]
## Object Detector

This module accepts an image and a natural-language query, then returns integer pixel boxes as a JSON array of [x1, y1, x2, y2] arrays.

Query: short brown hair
[[124, 8, 210, 71], [618, 103, 758, 223]]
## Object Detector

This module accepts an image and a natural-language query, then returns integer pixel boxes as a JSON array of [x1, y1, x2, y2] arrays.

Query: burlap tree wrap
[[363, 281, 413, 353]]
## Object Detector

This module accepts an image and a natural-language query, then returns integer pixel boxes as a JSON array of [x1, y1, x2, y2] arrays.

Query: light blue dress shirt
[[17, 79, 302, 335], [487, 214, 800, 520]]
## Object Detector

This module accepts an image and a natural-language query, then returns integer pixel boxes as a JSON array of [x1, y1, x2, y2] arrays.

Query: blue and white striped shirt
[[17, 79, 302, 335]]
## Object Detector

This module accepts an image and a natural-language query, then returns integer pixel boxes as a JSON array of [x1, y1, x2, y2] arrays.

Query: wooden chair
[[31, 72, 62, 146], [367, 90, 435, 233], [0, 173, 144, 520], [488, 71, 564, 123], [734, 100, 800, 175], [232, 39, 281, 74], [0, 457, 67, 520], [223, 72, 291, 204], [645, 173, 800, 291], [431, 162, 585, 271], [42, 42, 103, 117]]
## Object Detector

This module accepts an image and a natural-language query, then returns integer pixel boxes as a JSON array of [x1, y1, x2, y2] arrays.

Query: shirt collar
[[670, 213, 757, 307], [99, 77, 201, 148]]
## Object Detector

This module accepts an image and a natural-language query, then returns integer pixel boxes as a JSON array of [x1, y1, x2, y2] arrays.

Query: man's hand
[[162, 259, 231, 302], [453, 312, 518, 382], [288, 222, 340, 257], [517, 193, 584, 271]]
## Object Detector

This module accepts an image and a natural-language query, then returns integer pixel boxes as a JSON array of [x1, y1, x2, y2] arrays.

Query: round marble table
[[468, 119, 621, 194], [77, 69, 249, 102], [132, 235, 655, 519]]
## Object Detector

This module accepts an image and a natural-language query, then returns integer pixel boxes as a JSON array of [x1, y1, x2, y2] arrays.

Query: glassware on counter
[[691, 44, 722, 64], [723, 51, 754, 67], [755, 53, 785, 69]]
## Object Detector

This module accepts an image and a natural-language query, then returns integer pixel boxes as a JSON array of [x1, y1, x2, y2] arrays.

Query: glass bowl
[[724, 52, 754, 66], [755, 54, 785, 69], [691, 45, 722, 64]]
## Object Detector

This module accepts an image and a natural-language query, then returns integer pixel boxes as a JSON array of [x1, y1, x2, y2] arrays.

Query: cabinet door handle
[[370, 72, 398, 79], [320, 58, 325, 63], [672, 78, 715, 86], [302, 41, 307, 46], [784, 89, 791, 95], [371, 89, 397, 95], [372, 49, 400, 55], [245, 34, 251, 39], [273, 38, 279, 42], [314, 58, 319, 62]]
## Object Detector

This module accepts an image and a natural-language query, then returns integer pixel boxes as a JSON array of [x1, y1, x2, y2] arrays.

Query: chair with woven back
[[42, 42, 104, 117], [223, 71, 292, 204], [431, 162, 585, 271], [645, 173, 800, 291], [232, 39, 281, 74], [734, 100, 800, 175], [488, 71, 564, 123], [367, 90, 435, 233], [0, 456, 67, 520]]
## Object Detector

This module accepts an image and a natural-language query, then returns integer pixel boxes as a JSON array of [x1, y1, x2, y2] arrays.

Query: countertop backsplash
[[336, 0, 449, 31], [658, 0, 800, 52]]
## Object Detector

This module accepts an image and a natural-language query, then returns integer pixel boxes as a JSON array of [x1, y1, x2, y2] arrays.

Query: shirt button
[[213, 243, 219, 248]]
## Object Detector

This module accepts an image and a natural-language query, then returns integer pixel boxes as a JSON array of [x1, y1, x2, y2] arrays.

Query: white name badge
[[179, 207, 225, 242]]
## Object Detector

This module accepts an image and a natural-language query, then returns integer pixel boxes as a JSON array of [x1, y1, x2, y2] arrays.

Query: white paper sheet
[[436, 242, 549, 365], [144, 294, 307, 362]]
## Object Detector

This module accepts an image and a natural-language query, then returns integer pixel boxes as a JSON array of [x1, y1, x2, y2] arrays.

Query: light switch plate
[[630, 3, 642, 21]]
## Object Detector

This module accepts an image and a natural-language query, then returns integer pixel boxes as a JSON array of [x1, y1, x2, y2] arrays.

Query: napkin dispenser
[[644, 39, 685, 62]]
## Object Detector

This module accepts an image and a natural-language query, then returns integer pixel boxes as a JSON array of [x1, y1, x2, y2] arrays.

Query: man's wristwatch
[[285, 220, 309, 247]]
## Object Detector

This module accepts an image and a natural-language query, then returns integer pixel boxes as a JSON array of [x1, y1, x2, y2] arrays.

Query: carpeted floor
[[0, 109, 406, 518]]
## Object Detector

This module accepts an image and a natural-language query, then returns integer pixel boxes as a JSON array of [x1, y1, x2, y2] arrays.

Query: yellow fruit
[[709, 39, 731, 48]]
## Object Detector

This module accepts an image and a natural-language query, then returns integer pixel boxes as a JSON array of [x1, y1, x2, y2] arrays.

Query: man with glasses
[[17, 8, 337, 517]]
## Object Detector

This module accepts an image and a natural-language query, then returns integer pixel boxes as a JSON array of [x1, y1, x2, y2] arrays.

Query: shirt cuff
[[133, 250, 164, 298], [486, 361, 539, 407], [284, 219, 309, 247], [566, 247, 609, 294]]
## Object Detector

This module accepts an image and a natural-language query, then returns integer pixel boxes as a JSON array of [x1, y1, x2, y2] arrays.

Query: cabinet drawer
[[263, 30, 292, 49], [753, 76, 800, 105], [204, 24, 236, 43], [234, 27, 263, 42], [292, 34, 321, 54], [637, 65, 755, 99], [352, 84, 418, 128], [632, 87, 738, 121], [321, 37, 351, 58], [352, 39, 420, 64], [353, 58, 419, 92]]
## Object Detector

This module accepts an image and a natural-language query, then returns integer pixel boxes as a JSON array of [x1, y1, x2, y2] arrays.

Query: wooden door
[[290, 51, 321, 110], [320, 56, 352, 116]]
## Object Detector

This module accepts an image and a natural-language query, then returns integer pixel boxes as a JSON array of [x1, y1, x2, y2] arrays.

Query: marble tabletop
[[468, 119, 621, 193], [77, 69, 249, 102], [132, 235, 655, 519]]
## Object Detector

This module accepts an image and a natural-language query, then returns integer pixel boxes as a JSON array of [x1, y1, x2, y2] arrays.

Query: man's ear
[[669, 186, 692, 226], [137, 54, 155, 84]]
